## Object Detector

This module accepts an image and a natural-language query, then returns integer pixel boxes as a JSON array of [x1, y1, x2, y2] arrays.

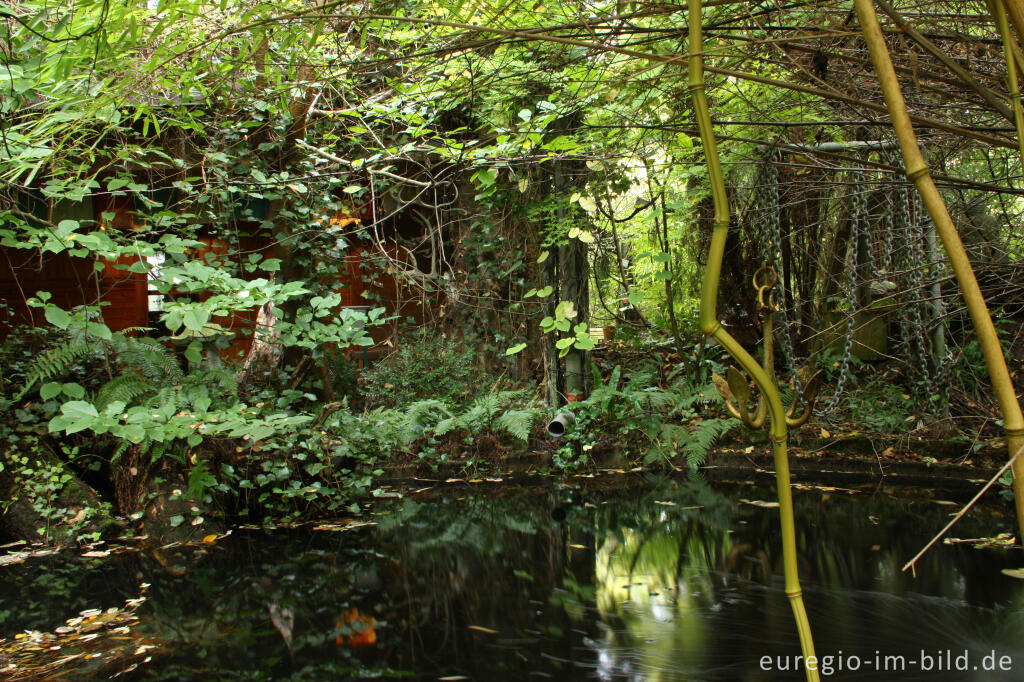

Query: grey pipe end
[[547, 411, 576, 438]]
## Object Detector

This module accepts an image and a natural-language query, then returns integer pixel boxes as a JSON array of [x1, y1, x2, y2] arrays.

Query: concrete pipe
[[547, 411, 576, 438]]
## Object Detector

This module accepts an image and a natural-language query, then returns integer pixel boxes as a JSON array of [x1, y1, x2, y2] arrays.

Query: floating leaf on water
[[467, 625, 498, 634], [1001, 568, 1024, 579], [741, 499, 781, 509], [268, 603, 294, 648], [569, 544, 587, 549], [201, 534, 218, 545]]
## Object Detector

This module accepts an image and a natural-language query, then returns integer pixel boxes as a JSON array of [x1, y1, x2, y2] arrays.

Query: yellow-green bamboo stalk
[[854, 0, 1024, 544], [688, 2, 819, 679], [992, 0, 1024, 168]]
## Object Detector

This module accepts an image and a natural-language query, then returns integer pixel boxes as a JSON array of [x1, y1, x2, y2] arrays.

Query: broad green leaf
[[62, 382, 85, 399], [184, 341, 203, 364], [40, 382, 62, 400], [183, 308, 211, 332], [44, 306, 71, 329], [120, 424, 146, 443], [577, 230, 595, 244], [57, 401, 99, 434], [505, 342, 527, 356]]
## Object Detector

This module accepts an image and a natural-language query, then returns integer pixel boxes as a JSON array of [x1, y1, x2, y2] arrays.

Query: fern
[[402, 399, 451, 430], [681, 418, 737, 469], [433, 391, 537, 441], [493, 408, 539, 442], [16, 339, 93, 399], [111, 336, 183, 384], [95, 373, 155, 412]]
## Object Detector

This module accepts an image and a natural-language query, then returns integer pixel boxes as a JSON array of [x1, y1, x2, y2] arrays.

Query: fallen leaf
[[467, 625, 498, 634]]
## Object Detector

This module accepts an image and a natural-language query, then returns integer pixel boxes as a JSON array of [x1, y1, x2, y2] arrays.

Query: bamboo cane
[[688, 2, 819, 679], [854, 0, 1024, 544], [992, 0, 1024, 169]]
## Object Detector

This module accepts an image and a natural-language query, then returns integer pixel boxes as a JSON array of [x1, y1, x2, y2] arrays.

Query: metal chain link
[[817, 171, 863, 415], [756, 148, 806, 401]]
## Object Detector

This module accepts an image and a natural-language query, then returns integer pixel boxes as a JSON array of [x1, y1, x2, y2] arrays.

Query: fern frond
[[95, 373, 155, 412], [494, 408, 538, 442], [16, 340, 93, 399], [111, 336, 183, 384], [681, 418, 737, 468]]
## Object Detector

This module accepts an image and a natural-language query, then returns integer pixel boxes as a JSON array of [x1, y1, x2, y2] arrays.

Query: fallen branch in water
[[903, 442, 1024, 576]]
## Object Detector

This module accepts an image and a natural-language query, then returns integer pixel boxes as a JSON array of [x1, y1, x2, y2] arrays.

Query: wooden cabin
[[0, 191, 430, 363]]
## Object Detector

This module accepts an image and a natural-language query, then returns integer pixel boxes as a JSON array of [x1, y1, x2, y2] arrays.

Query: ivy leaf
[[627, 290, 643, 305], [577, 197, 597, 213], [577, 230, 595, 244], [536, 251, 549, 264], [574, 336, 596, 350], [505, 342, 527, 356]]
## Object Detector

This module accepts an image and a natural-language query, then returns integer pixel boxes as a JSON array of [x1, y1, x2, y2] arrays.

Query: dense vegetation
[[2, 0, 1024, 544]]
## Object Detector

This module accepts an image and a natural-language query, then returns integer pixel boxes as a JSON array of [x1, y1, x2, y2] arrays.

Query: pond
[[2, 474, 1023, 680]]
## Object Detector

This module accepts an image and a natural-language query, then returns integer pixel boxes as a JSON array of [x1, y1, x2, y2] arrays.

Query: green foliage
[[435, 391, 542, 443], [550, 363, 730, 471], [14, 340, 93, 400], [361, 333, 481, 409]]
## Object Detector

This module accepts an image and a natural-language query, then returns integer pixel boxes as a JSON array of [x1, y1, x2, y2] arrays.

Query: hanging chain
[[757, 148, 805, 400], [907, 192, 935, 394], [817, 171, 863, 416], [880, 191, 895, 277]]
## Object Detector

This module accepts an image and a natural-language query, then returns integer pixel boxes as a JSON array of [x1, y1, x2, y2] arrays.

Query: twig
[[903, 442, 1024, 575]]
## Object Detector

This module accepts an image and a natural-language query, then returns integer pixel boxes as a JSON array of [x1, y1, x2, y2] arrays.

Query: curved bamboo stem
[[854, 0, 1024, 544], [688, 2, 819, 678]]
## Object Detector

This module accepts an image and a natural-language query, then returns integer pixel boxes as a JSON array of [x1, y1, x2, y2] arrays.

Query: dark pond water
[[3, 474, 1024, 680]]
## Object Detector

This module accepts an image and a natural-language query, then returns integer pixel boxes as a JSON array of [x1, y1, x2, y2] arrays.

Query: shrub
[[361, 332, 482, 408]]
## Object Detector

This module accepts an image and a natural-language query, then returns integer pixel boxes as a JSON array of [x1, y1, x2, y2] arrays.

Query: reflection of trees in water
[[588, 482, 1024, 680], [6, 480, 1024, 680], [373, 491, 590, 674]]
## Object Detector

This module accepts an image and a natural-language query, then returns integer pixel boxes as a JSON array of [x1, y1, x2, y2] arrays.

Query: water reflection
[[2, 475, 1023, 680]]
